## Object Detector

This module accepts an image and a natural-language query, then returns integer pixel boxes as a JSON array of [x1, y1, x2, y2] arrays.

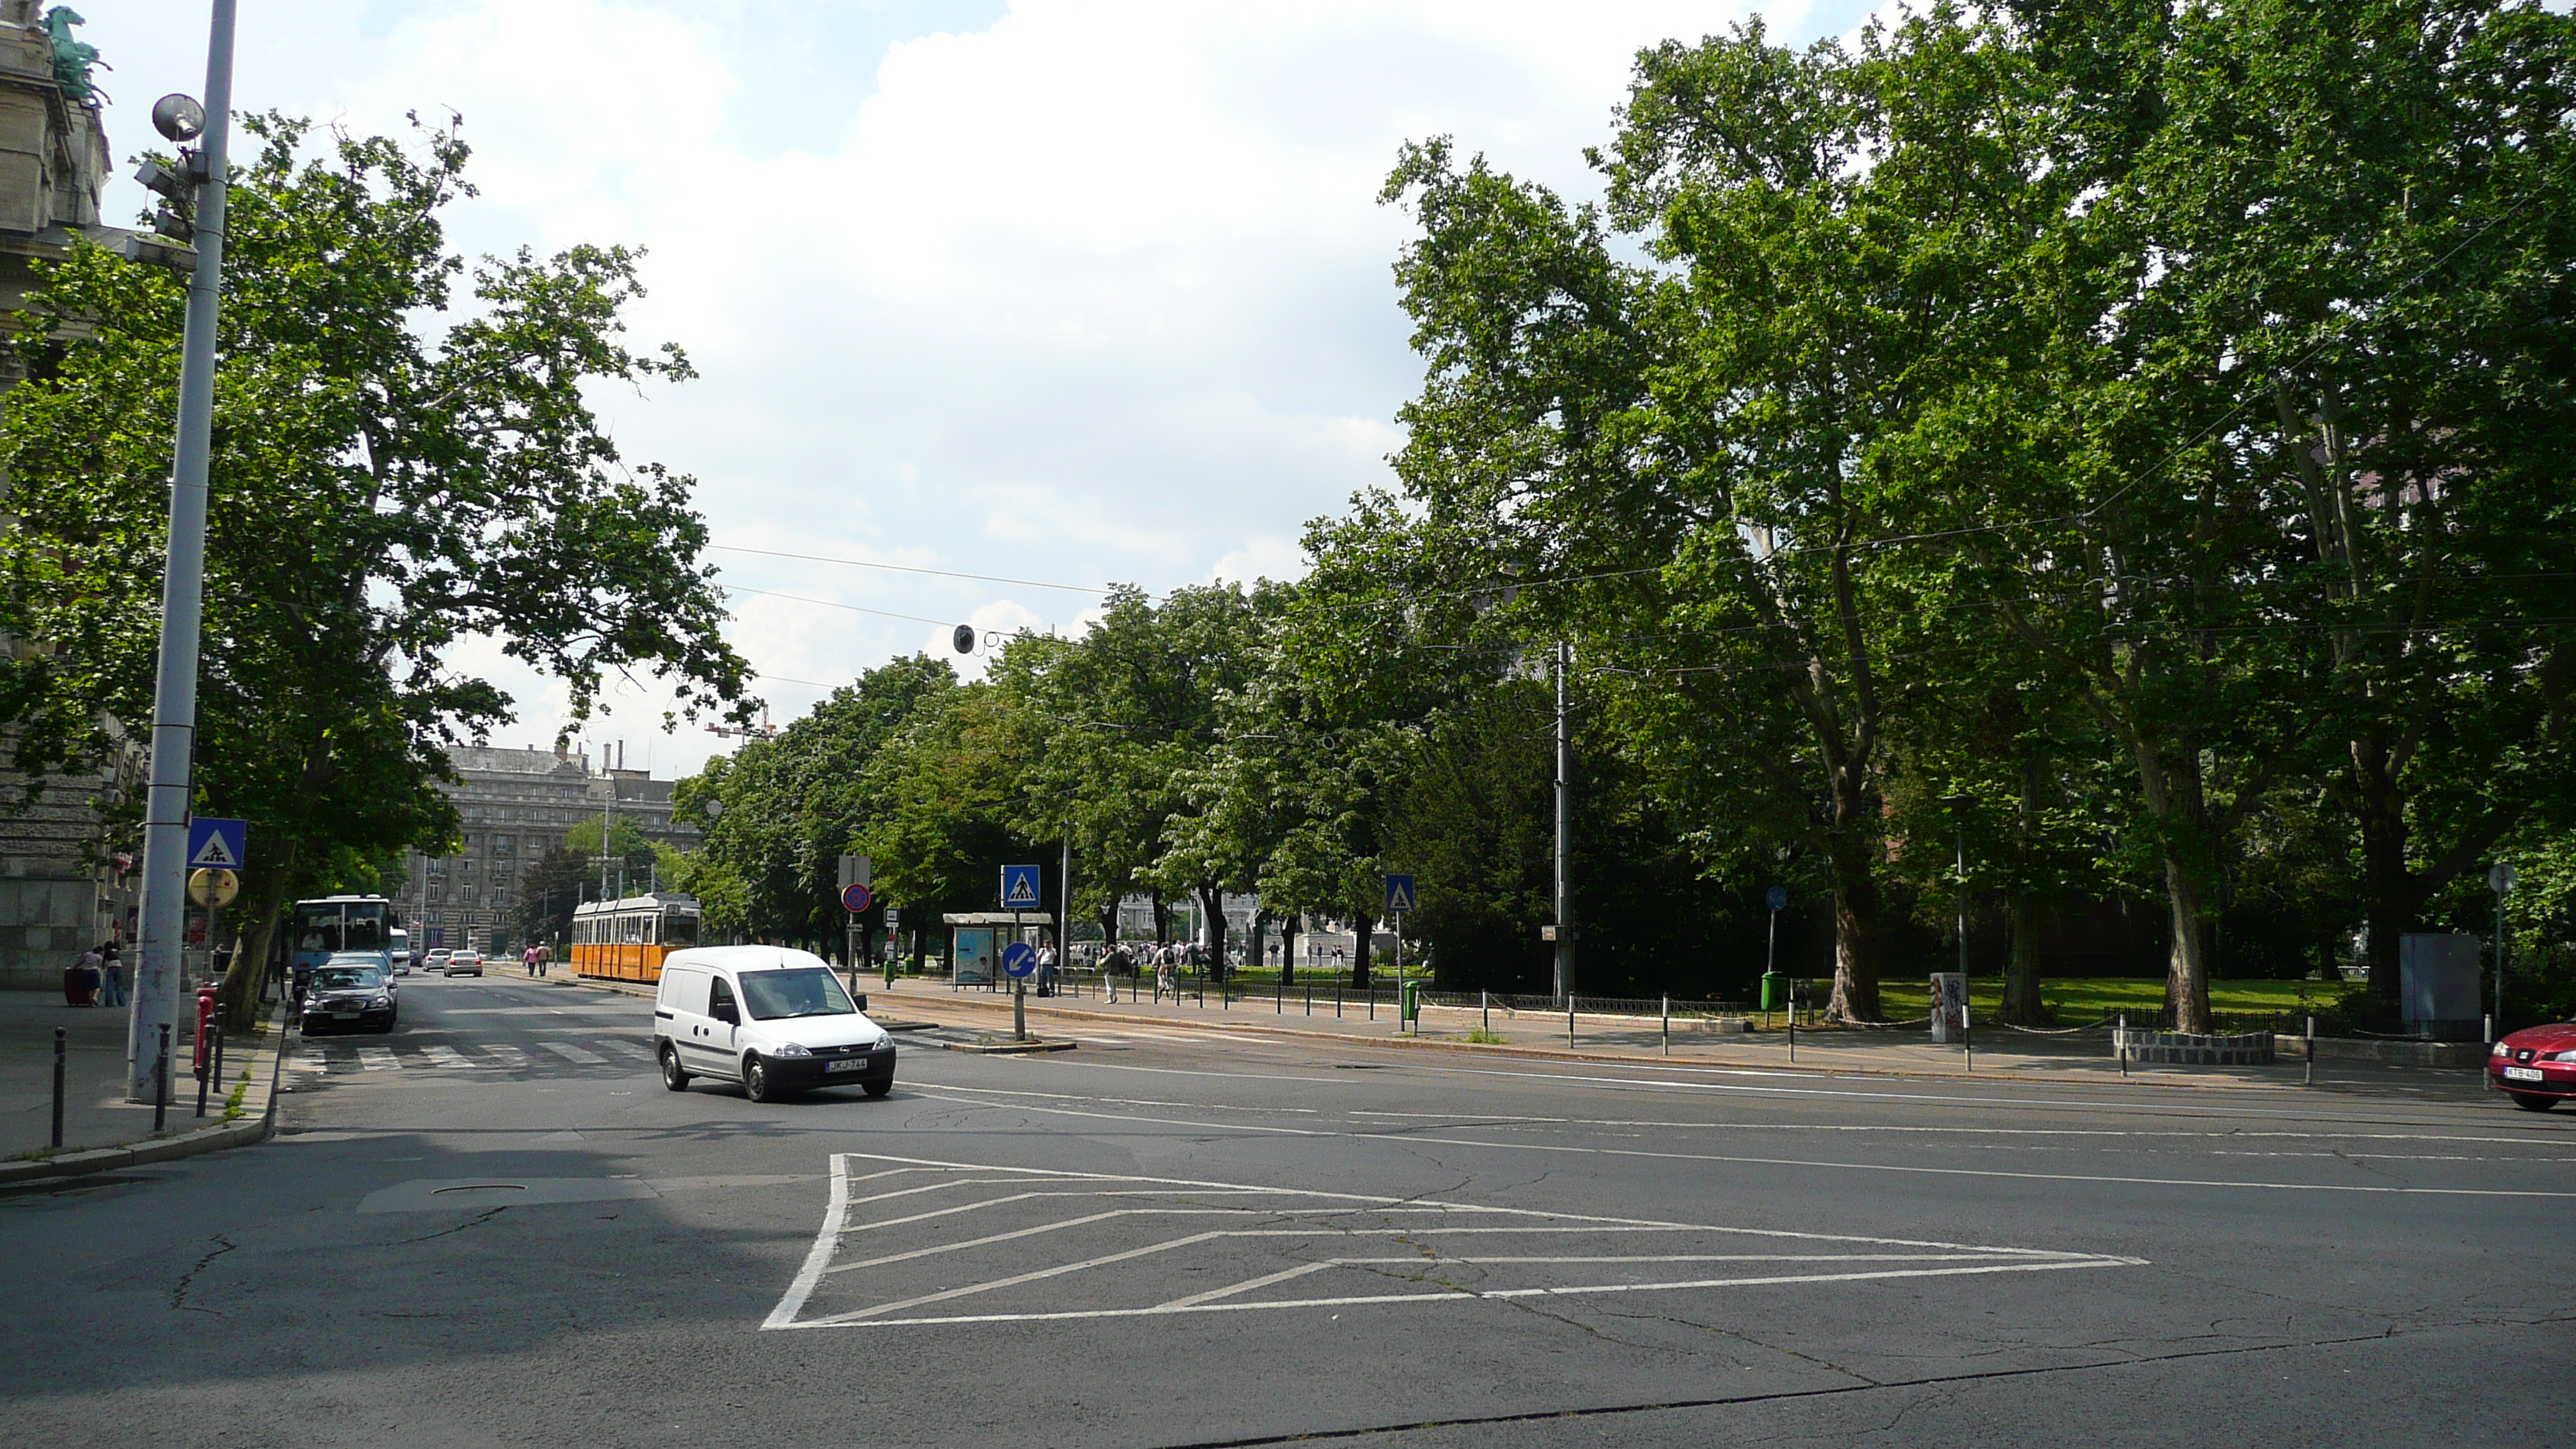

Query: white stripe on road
[[536, 1041, 608, 1064], [358, 1048, 400, 1072], [419, 1045, 471, 1068], [481, 1044, 531, 1070]]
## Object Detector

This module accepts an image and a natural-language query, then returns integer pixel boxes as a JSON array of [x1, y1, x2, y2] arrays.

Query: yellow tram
[[569, 893, 703, 984]]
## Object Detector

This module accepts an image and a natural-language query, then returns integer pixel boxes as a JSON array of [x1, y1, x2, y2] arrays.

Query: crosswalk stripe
[[482, 1044, 531, 1070], [536, 1040, 608, 1065], [591, 1039, 656, 1060], [358, 1048, 401, 1071], [420, 1045, 471, 1068]]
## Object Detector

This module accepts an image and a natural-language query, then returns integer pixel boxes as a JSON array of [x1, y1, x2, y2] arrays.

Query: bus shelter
[[943, 912, 1054, 988]]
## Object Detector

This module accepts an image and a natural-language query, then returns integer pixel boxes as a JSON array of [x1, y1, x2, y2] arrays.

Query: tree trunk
[[2002, 753, 2050, 1026], [2163, 856, 2213, 1033], [1351, 909, 1375, 991], [2003, 892, 2049, 1026], [215, 838, 297, 1034], [1150, 889, 1168, 944], [1822, 834, 1889, 1023], [1255, 910, 1276, 984], [2351, 738, 2413, 1011], [1198, 882, 1227, 981]]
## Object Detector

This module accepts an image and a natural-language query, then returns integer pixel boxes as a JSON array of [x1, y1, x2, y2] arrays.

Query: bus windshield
[[293, 906, 343, 955], [342, 903, 388, 951]]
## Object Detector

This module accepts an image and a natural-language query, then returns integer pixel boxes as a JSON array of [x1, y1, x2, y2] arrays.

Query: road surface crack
[[170, 1235, 235, 1315], [396, 1207, 509, 1244]]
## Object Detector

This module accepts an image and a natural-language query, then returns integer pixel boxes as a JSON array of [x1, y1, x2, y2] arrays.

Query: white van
[[653, 946, 896, 1102]]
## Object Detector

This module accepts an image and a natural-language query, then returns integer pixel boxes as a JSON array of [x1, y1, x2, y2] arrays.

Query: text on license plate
[[332, 1006, 359, 1016], [2504, 1065, 2545, 1082], [826, 1059, 868, 1073]]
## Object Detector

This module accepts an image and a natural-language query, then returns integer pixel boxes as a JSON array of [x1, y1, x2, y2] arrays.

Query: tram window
[[664, 915, 699, 947]]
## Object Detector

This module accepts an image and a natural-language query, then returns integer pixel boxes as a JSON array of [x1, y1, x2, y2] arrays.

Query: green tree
[[0, 115, 752, 1029]]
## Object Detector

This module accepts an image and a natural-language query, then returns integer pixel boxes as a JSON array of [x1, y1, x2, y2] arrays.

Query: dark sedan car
[[300, 961, 397, 1035], [2489, 1022, 2576, 1110]]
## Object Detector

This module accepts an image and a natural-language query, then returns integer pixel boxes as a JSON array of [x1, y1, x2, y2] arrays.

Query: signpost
[[1001, 865, 1042, 911], [1383, 875, 1413, 1032], [1002, 940, 1037, 1041], [838, 855, 871, 987], [2491, 862, 2516, 1036]]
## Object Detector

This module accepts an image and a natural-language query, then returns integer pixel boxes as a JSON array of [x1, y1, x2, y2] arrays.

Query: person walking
[[73, 944, 104, 1007], [1035, 941, 1058, 997], [523, 943, 542, 978], [98, 941, 126, 1007]]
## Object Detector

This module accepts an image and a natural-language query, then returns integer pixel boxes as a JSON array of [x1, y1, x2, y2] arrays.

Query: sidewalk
[[858, 975, 2493, 1101], [1, 987, 286, 1162]]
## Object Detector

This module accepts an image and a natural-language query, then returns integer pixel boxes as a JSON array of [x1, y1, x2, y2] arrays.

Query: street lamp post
[[125, 2, 238, 1102], [2490, 862, 2516, 1035]]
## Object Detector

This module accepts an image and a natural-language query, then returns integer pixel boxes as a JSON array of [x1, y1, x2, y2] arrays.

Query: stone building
[[389, 745, 700, 957], [0, 2, 134, 989]]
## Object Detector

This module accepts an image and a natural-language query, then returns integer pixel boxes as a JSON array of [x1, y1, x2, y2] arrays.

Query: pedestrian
[[74, 944, 104, 1007], [1156, 950, 1176, 1002], [523, 943, 542, 978], [98, 941, 126, 1007], [1036, 942, 1058, 996]]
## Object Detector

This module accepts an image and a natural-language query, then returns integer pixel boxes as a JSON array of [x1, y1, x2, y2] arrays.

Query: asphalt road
[[4, 970, 2570, 1447]]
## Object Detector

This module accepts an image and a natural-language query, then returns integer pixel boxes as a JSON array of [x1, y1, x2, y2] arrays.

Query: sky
[[77, 0, 1870, 780]]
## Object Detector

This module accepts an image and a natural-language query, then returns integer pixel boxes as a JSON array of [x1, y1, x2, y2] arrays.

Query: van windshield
[[738, 968, 858, 1021]]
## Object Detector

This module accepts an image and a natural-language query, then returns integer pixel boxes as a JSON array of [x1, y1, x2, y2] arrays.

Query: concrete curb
[[930, 1037, 1077, 1055], [0, 1002, 289, 1187], [891, 990, 2467, 1094]]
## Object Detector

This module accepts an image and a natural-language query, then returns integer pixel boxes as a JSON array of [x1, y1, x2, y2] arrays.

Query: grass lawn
[[1873, 975, 2356, 1027]]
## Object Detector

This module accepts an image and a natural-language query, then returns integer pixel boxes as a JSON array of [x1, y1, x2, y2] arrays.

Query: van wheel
[[659, 1043, 690, 1092], [864, 1081, 892, 1099], [743, 1053, 779, 1103]]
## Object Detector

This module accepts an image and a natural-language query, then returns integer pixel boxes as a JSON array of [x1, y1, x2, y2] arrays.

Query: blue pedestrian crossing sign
[[1000, 865, 1042, 910], [187, 817, 247, 869], [1002, 941, 1038, 978], [1383, 873, 1416, 915], [1766, 885, 1789, 913]]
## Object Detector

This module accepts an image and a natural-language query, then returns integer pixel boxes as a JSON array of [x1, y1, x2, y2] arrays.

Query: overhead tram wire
[[707, 544, 1112, 597]]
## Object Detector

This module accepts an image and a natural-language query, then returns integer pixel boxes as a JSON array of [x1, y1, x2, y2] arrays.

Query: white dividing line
[[1155, 1260, 1338, 1310], [810, 1231, 1231, 1324], [762, 1145, 855, 1331], [481, 1044, 531, 1070], [417, 1045, 471, 1069], [357, 1048, 401, 1072], [907, 1088, 2576, 1201], [535, 1041, 608, 1065]]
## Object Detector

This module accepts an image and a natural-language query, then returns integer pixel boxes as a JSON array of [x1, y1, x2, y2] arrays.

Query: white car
[[443, 950, 485, 978], [653, 947, 895, 1102]]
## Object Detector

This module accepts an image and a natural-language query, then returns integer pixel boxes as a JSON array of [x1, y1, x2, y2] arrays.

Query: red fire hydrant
[[194, 984, 218, 1074]]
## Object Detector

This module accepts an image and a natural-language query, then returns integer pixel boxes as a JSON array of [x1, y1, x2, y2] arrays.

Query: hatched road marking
[[762, 1151, 2142, 1332], [535, 1041, 608, 1065]]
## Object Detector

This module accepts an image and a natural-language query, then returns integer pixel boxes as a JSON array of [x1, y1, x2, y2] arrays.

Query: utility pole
[[599, 743, 615, 903], [1553, 639, 1574, 1002], [127, 2, 238, 1102]]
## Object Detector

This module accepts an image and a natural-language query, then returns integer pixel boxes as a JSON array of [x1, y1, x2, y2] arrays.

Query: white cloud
[[81, 0, 1838, 779]]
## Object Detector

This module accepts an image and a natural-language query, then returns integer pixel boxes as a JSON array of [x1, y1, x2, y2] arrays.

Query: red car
[[2490, 1023, 2576, 1110]]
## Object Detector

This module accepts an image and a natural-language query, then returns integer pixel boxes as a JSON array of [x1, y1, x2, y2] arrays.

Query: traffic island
[[933, 1036, 1077, 1055]]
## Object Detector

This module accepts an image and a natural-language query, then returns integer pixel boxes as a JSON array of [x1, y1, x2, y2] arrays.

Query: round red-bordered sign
[[841, 883, 872, 913]]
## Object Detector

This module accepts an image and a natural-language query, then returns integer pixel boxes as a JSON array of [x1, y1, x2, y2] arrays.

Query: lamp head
[[151, 93, 205, 143]]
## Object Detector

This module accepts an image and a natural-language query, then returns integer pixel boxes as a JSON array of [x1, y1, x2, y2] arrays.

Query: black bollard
[[51, 1026, 65, 1149], [153, 1023, 171, 1134]]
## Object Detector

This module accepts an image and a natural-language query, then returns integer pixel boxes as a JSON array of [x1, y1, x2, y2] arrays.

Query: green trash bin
[[1400, 980, 1421, 1025], [1760, 971, 1789, 1012]]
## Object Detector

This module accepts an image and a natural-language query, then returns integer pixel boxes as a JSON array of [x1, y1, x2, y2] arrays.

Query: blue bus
[[289, 895, 394, 989]]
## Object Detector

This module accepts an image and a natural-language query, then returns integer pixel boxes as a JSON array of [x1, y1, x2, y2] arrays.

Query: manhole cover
[[431, 1184, 528, 1195]]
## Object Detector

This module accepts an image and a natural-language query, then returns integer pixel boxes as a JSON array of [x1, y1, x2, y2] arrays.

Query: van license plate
[[2504, 1065, 2544, 1082], [826, 1059, 865, 1074]]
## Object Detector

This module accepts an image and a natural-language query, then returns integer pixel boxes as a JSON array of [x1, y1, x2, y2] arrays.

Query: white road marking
[[536, 1041, 608, 1064], [481, 1044, 531, 1070], [418, 1045, 471, 1068], [906, 1088, 2576, 1199], [357, 1048, 401, 1072], [766, 1150, 2141, 1332]]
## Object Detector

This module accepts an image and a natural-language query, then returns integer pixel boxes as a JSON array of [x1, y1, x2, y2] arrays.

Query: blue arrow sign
[[1001, 865, 1042, 910], [1766, 885, 1788, 913], [187, 817, 247, 870], [1002, 941, 1039, 978], [1383, 873, 1416, 915]]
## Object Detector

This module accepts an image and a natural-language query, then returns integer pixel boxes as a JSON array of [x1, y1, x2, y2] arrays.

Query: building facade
[[0, 4, 134, 989], [390, 746, 699, 957]]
